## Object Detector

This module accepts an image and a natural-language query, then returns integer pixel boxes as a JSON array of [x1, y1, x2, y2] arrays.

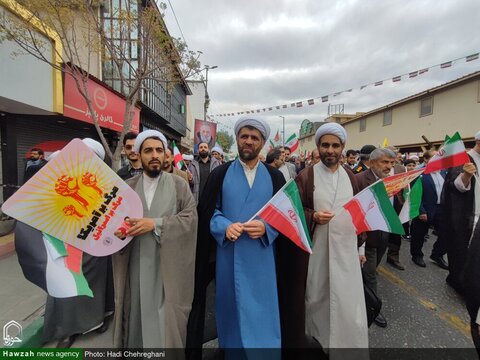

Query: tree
[[216, 130, 234, 154], [0, 0, 201, 170]]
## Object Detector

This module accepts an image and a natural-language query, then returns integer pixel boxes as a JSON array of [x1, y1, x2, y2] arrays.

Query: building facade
[[0, 0, 189, 200], [341, 72, 480, 152]]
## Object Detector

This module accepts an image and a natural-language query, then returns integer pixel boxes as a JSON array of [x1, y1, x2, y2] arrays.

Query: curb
[[3, 317, 44, 349]]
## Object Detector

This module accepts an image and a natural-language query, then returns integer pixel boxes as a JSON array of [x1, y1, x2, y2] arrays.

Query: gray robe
[[112, 172, 198, 348]]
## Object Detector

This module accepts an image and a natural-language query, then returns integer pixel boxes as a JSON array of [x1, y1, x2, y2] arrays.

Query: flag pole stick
[[245, 179, 294, 223]]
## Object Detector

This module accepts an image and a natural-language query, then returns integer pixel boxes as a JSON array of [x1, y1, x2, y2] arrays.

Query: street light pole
[[204, 65, 218, 121], [279, 116, 285, 146]]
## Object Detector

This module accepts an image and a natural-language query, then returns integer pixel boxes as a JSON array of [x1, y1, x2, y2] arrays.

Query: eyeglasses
[[125, 145, 134, 150]]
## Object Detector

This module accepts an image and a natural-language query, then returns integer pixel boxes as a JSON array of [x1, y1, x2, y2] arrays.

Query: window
[[420, 97, 433, 117], [477, 80, 480, 103], [383, 110, 392, 126], [360, 118, 366, 132]]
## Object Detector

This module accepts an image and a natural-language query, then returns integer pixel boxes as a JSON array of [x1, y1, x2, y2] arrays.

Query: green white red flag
[[173, 141, 185, 170], [424, 132, 469, 174], [252, 179, 312, 253], [399, 179, 423, 223], [343, 180, 405, 235], [285, 133, 299, 153]]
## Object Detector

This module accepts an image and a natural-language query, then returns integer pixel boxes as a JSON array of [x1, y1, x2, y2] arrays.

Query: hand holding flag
[[424, 132, 469, 174]]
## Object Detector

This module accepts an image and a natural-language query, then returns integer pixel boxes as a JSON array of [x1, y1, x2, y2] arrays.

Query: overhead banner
[[2, 139, 143, 256], [194, 119, 217, 149]]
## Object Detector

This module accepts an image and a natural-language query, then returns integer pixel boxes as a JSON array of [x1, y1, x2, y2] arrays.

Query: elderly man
[[112, 130, 198, 348], [187, 116, 286, 352], [287, 122, 368, 352], [356, 147, 398, 328], [442, 130, 480, 294], [197, 123, 215, 149]]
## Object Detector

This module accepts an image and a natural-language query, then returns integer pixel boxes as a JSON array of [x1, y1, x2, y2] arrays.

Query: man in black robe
[[442, 131, 479, 294], [186, 117, 295, 357]]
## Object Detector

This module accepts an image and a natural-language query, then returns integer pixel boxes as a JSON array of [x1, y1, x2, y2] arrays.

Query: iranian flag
[[343, 180, 405, 235], [43, 233, 93, 297], [172, 141, 185, 170], [252, 179, 312, 253], [399, 179, 423, 223], [285, 133, 299, 153], [424, 132, 469, 174]]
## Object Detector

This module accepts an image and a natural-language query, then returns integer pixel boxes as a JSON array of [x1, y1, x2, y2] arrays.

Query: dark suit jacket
[[419, 170, 446, 220]]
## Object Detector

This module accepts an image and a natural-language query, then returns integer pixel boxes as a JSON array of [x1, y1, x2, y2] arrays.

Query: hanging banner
[[2, 139, 143, 256], [194, 119, 217, 149]]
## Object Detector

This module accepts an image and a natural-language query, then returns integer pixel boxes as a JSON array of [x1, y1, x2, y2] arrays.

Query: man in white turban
[[281, 122, 369, 353], [211, 145, 224, 163], [187, 116, 289, 353], [112, 129, 198, 348]]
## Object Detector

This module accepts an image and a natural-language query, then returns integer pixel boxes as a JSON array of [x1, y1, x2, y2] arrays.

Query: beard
[[142, 159, 162, 178], [320, 153, 340, 168], [199, 151, 209, 159], [239, 146, 261, 161]]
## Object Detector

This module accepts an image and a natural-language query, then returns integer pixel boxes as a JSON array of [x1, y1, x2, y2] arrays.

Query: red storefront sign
[[63, 73, 140, 133]]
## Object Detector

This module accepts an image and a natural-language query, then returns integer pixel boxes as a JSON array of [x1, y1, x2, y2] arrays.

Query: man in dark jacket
[[117, 132, 142, 180], [356, 147, 397, 328]]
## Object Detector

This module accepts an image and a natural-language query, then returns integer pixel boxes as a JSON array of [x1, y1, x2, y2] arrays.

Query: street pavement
[[0, 229, 475, 351]]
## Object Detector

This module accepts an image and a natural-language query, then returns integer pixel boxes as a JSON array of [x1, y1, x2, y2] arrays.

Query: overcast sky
[[163, 0, 480, 151]]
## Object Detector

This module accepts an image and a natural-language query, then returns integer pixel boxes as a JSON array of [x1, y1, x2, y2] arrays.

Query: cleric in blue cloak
[[187, 116, 290, 356]]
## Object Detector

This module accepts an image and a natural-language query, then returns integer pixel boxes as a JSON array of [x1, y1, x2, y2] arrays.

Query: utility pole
[[204, 65, 218, 121], [279, 116, 285, 145]]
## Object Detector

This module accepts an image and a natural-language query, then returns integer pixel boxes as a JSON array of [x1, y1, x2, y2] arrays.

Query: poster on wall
[[2, 139, 143, 256], [194, 119, 217, 149]]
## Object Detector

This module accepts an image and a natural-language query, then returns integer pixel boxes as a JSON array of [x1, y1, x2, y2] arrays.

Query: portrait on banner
[[194, 119, 217, 149]]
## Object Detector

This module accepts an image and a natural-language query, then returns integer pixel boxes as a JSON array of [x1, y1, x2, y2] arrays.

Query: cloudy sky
[[163, 0, 480, 150]]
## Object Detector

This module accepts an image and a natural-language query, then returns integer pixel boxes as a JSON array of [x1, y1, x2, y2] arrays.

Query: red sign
[[63, 73, 140, 133]]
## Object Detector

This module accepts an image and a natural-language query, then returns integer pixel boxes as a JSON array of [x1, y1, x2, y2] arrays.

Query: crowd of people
[[16, 118, 480, 358]]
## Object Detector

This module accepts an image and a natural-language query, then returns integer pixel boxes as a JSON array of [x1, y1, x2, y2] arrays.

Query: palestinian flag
[[255, 180, 312, 253], [172, 141, 185, 170], [43, 233, 93, 297], [15, 222, 93, 298], [285, 133, 299, 153], [343, 180, 405, 235], [399, 179, 423, 223], [424, 132, 469, 174]]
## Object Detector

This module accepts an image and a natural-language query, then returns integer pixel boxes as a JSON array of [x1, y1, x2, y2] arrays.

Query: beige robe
[[112, 172, 197, 349], [305, 162, 368, 351]]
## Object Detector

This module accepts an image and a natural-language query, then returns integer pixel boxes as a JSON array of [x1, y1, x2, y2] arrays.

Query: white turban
[[183, 154, 194, 161], [82, 138, 105, 160], [211, 145, 224, 155], [234, 116, 270, 140], [475, 130, 480, 140], [315, 123, 347, 145], [134, 130, 168, 154]]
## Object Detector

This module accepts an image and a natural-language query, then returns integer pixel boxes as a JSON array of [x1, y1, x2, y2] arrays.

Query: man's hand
[[242, 220, 266, 239], [313, 211, 335, 225], [226, 222, 244, 241], [126, 218, 156, 237], [419, 213, 428, 222], [461, 162, 476, 186], [359, 255, 367, 267]]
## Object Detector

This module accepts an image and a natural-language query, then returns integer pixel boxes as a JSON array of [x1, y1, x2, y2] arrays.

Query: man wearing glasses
[[118, 132, 143, 180]]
